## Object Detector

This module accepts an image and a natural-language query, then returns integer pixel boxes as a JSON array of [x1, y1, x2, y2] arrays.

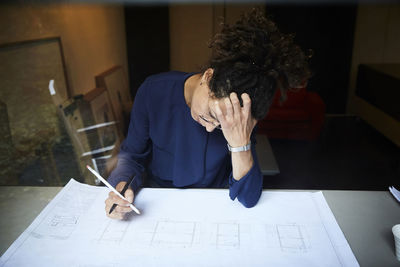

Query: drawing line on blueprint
[[50, 215, 77, 227], [216, 223, 240, 249], [98, 220, 130, 244], [150, 220, 197, 247], [97, 219, 198, 248], [276, 224, 307, 252], [146, 221, 241, 249]]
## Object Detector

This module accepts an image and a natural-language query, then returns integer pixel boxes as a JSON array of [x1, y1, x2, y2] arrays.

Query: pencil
[[86, 165, 141, 215]]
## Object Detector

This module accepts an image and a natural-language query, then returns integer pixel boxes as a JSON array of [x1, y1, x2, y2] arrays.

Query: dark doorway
[[124, 5, 170, 98]]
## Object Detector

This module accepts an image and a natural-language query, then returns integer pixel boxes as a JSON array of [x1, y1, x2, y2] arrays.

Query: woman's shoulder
[[144, 71, 190, 85], [140, 71, 194, 101], [135, 71, 191, 108]]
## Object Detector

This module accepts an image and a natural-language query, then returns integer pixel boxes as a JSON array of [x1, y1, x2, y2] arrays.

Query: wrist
[[231, 149, 253, 180]]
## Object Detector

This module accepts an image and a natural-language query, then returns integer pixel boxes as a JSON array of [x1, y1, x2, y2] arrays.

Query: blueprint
[[0, 179, 359, 267]]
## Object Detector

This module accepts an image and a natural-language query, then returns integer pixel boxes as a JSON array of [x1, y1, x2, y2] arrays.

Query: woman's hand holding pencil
[[104, 181, 135, 220], [86, 165, 140, 220]]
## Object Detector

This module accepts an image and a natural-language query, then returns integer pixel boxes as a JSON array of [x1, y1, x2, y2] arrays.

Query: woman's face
[[190, 81, 226, 133]]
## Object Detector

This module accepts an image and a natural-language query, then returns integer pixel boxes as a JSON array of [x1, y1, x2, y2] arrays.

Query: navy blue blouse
[[108, 71, 263, 208]]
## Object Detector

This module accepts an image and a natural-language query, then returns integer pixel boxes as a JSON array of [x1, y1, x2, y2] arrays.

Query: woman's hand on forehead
[[213, 92, 257, 147]]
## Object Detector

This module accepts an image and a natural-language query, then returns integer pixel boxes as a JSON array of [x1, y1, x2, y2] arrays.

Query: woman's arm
[[229, 137, 263, 208], [214, 93, 263, 207], [107, 79, 151, 194]]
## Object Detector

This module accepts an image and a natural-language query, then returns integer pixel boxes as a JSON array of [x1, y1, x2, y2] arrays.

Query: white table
[[1, 186, 400, 266]]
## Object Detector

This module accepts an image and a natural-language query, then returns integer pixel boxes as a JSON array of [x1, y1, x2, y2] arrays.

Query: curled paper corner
[[389, 186, 400, 202], [49, 79, 56, 95]]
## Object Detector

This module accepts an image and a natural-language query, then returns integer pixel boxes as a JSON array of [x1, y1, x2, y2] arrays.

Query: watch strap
[[227, 142, 251, 152]]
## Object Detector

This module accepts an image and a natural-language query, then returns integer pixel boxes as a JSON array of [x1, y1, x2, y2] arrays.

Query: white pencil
[[86, 165, 141, 215]]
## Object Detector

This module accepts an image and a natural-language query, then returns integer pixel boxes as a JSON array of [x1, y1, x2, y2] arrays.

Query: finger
[[214, 100, 227, 126], [105, 197, 115, 207], [105, 205, 125, 219], [224, 97, 233, 119], [105, 202, 131, 214], [105, 201, 131, 216], [124, 188, 134, 204], [251, 117, 258, 129], [230, 92, 241, 119], [105, 192, 131, 218], [241, 93, 252, 117], [111, 194, 131, 206], [107, 211, 125, 220], [114, 205, 133, 213]]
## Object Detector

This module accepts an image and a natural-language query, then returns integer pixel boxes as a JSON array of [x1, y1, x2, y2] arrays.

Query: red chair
[[257, 87, 326, 140]]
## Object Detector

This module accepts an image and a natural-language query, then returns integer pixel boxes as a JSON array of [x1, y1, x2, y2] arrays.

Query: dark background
[[123, 4, 399, 191], [124, 4, 357, 114], [125, 5, 170, 99], [266, 5, 357, 114]]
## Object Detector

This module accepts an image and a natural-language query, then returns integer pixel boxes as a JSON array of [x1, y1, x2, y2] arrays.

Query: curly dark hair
[[207, 8, 311, 120]]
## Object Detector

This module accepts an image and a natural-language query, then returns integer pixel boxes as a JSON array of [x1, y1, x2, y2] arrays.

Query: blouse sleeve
[[107, 80, 152, 194], [227, 133, 263, 208]]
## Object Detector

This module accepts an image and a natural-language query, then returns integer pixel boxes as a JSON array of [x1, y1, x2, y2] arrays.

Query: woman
[[105, 9, 311, 219]]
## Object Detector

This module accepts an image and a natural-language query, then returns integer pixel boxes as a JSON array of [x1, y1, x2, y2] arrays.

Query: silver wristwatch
[[227, 142, 251, 152]]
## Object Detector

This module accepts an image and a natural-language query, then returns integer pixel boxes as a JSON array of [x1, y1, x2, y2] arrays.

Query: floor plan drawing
[[30, 182, 98, 240], [151, 220, 196, 248], [0, 179, 359, 267], [98, 220, 130, 244], [276, 224, 309, 252]]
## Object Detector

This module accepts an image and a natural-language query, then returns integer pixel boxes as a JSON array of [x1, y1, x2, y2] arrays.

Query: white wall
[[169, 3, 265, 72], [169, 4, 214, 72]]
